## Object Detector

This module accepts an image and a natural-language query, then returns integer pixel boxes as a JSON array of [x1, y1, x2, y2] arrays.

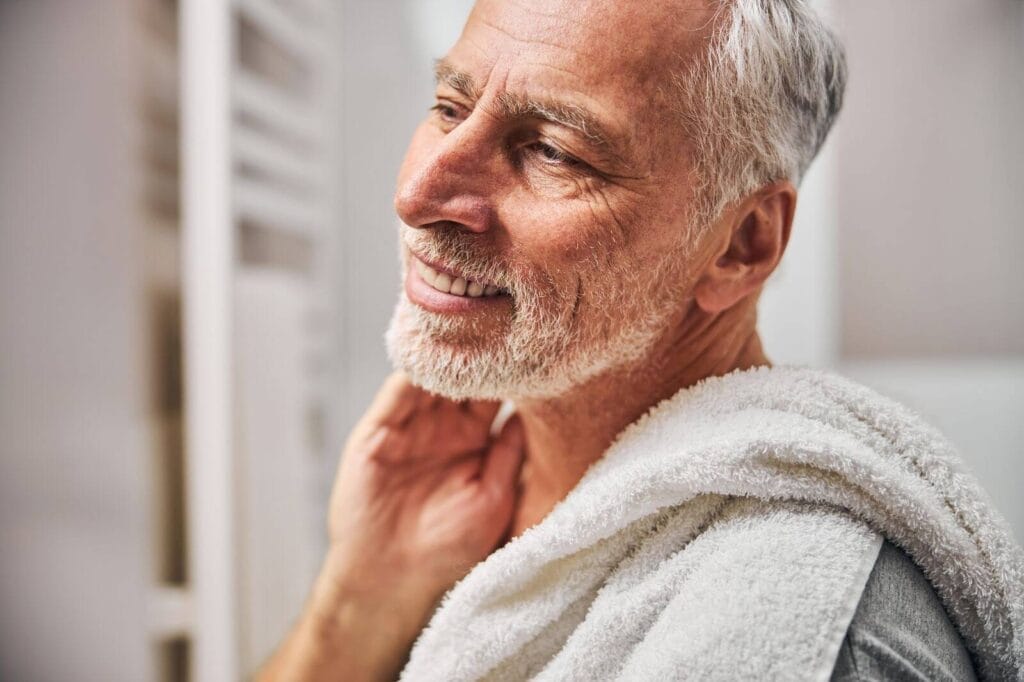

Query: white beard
[[384, 242, 689, 402]]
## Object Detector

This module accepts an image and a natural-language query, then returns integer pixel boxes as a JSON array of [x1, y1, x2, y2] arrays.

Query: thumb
[[480, 415, 525, 499]]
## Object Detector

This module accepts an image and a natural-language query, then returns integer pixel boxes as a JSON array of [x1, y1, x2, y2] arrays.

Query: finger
[[413, 399, 490, 459], [480, 416, 526, 498], [363, 371, 428, 429], [463, 399, 502, 425]]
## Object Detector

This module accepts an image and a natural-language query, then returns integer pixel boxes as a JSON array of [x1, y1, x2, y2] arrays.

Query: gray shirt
[[830, 539, 977, 681]]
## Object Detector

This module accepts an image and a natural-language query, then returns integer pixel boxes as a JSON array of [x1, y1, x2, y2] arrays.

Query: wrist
[[304, 547, 438, 671]]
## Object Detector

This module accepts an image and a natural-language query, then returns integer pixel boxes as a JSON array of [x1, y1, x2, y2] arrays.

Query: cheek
[[505, 177, 647, 257], [559, 180, 654, 274], [500, 197, 607, 275], [584, 179, 692, 275]]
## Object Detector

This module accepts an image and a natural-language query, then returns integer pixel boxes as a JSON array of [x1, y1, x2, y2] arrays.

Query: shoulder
[[830, 539, 977, 681]]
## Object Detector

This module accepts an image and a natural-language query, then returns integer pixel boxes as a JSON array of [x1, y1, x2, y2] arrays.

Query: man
[[261, 0, 1024, 680]]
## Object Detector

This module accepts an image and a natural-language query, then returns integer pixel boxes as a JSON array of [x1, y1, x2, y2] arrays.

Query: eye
[[430, 101, 463, 127], [528, 141, 582, 167]]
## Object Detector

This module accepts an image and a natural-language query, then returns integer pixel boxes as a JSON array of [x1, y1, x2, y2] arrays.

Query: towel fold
[[399, 366, 1024, 681]]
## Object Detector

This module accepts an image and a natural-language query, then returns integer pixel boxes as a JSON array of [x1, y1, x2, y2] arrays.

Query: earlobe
[[693, 256, 746, 314]]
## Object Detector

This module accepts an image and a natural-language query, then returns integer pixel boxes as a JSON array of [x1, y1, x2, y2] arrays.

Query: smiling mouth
[[412, 255, 507, 298]]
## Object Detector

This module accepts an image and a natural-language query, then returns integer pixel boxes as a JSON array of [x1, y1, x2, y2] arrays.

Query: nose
[[394, 124, 494, 234]]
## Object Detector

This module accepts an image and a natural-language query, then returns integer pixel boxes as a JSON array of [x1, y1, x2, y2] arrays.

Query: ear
[[693, 181, 797, 314]]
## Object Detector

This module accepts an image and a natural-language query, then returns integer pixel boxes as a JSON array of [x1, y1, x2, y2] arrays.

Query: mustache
[[403, 224, 519, 291]]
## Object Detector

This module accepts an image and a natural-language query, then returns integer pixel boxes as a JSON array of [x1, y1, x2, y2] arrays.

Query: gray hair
[[676, 0, 847, 229]]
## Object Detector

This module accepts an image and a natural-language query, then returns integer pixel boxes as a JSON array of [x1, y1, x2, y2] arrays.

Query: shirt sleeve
[[829, 539, 977, 682]]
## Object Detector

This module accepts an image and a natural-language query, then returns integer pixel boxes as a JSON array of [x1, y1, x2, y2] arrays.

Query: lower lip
[[405, 260, 510, 314]]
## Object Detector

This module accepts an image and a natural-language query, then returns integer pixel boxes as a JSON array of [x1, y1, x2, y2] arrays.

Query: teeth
[[434, 272, 452, 293], [415, 258, 503, 298], [416, 259, 436, 285]]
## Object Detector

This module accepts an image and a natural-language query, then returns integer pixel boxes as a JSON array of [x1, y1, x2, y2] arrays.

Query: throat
[[503, 475, 563, 544]]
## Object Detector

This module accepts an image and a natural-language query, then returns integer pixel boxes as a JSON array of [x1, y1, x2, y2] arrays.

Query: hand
[[325, 371, 525, 607], [259, 372, 526, 682]]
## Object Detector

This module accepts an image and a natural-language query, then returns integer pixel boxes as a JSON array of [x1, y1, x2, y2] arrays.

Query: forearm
[[257, 550, 435, 682]]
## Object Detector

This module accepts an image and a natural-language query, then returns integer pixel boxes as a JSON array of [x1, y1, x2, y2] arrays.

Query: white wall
[[835, 0, 1024, 358], [0, 2, 150, 680]]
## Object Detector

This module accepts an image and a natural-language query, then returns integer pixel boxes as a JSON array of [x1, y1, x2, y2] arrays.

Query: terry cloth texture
[[831, 539, 978, 681], [398, 366, 1024, 681]]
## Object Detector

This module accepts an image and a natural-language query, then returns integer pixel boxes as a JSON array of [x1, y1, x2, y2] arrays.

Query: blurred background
[[0, 0, 1021, 680]]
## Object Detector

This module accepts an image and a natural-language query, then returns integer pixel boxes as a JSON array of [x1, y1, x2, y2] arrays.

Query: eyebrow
[[433, 58, 628, 163]]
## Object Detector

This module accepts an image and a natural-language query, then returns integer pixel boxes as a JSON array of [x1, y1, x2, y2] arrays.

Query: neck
[[507, 299, 769, 537]]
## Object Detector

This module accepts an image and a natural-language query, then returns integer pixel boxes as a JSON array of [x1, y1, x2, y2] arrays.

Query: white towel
[[398, 366, 1024, 681]]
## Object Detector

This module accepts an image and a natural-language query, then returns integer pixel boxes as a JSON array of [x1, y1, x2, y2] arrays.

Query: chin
[[385, 298, 495, 400], [385, 297, 550, 401]]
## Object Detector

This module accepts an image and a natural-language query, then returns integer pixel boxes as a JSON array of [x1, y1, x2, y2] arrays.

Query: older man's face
[[386, 0, 715, 400]]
